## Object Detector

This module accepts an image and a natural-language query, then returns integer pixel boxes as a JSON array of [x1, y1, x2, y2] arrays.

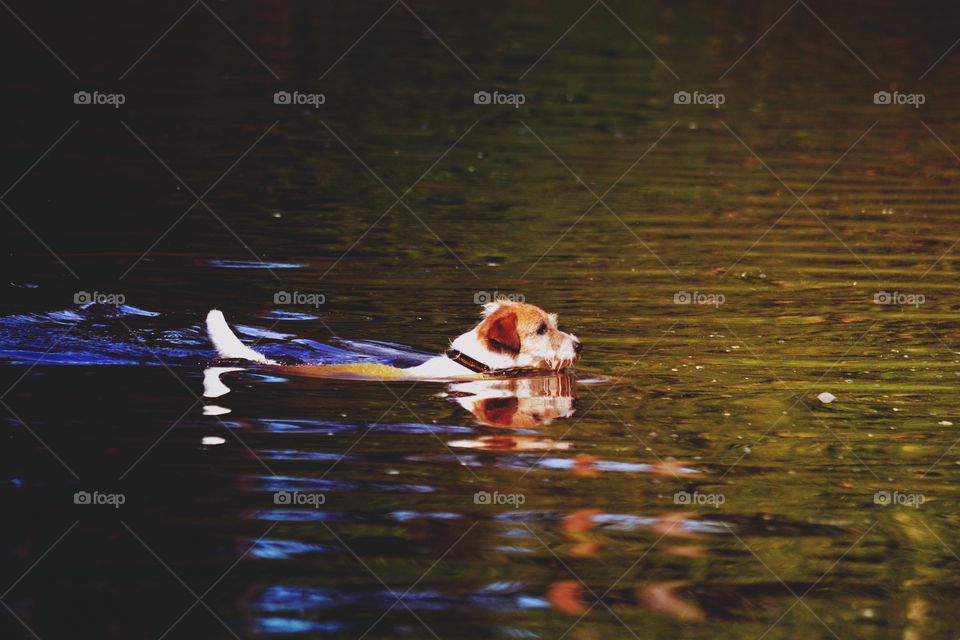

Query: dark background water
[[4, 1, 960, 638]]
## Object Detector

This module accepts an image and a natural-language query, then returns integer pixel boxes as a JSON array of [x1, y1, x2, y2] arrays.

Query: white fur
[[206, 310, 277, 364], [404, 328, 518, 378]]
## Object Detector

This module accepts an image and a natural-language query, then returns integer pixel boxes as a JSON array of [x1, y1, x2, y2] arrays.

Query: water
[[4, 1, 960, 638]]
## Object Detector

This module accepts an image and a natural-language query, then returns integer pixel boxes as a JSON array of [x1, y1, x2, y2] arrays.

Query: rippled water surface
[[4, 1, 960, 638]]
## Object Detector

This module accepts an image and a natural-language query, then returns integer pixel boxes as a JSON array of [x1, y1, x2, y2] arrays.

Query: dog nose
[[573, 340, 582, 355]]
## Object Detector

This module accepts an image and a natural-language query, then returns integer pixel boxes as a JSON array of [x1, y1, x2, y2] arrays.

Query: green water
[[5, 1, 960, 638]]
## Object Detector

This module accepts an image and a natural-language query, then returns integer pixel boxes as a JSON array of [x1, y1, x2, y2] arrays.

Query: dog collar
[[445, 349, 492, 373]]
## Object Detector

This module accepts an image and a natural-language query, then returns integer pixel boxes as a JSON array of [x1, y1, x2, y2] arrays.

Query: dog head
[[470, 301, 581, 371]]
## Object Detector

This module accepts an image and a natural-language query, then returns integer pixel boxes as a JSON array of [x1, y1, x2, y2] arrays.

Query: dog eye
[[537, 322, 548, 335]]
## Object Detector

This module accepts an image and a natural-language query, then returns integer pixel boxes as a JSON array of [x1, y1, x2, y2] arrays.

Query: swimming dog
[[205, 300, 581, 380]]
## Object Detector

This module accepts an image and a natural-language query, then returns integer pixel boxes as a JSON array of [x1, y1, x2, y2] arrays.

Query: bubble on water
[[817, 392, 836, 404], [202, 435, 227, 445]]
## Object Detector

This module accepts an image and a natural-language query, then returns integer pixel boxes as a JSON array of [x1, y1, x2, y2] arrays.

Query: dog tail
[[206, 310, 277, 364]]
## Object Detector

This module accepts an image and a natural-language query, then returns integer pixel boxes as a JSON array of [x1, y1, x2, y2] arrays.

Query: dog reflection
[[446, 372, 577, 428]]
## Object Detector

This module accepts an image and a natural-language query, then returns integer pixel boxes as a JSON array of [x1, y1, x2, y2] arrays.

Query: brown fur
[[479, 307, 521, 354]]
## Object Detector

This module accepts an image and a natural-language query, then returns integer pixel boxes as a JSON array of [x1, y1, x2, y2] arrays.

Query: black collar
[[445, 349, 492, 373]]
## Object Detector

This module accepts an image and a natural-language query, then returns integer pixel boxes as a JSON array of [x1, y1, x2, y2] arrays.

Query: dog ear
[[482, 310, 521, 354]]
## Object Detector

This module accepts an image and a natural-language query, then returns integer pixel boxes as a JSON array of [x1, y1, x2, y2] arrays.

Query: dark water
[[5, 1, 960, 638]]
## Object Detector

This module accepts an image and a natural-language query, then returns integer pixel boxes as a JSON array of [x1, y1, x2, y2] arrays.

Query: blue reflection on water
[[0, 305, 200, 364], [257, 617, 345, 633], [389, 511, 461, 522], [208, 259, 305, 269], [258, 586, 339, 611], [249, 538, 330, 560], [255, 510, 334, 522], [259, 450, 352, 461], [256, 475, 434, 494], [255, 582, 549, 621], [263, 310, 320, 320]]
